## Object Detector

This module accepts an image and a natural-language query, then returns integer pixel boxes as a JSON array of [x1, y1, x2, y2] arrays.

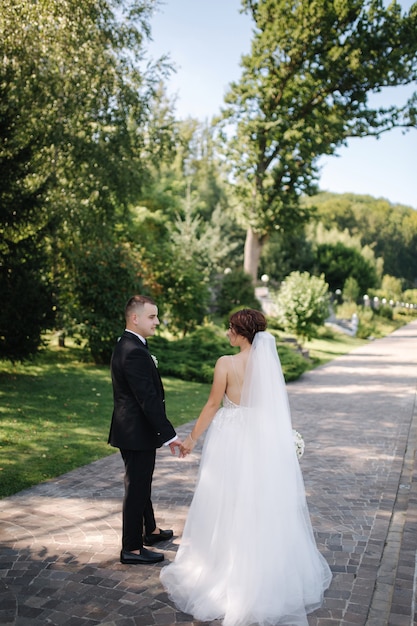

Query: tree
[[127, 194, 240, 336], [62, 240, 143, 364], [0, 238, 55, 361], [274, 271, 330, 343], [313, 242, 379, 293], [259, 226, 315, 283], [303, 192, 417, 285], [216, 269, 261, 317], [403, 289, 417, 305], [380, 274, 403, 300], [220, 0, 417, 282], [1, 0, 164, 359], [0, 88, 55, 359]]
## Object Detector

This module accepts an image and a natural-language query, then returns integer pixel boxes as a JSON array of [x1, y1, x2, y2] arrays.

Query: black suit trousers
[[120, 448, 157, 551]]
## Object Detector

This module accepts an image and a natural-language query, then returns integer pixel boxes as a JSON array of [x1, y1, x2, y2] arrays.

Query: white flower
[[293, 429, 305, 459], [151, 354, 158, 368]]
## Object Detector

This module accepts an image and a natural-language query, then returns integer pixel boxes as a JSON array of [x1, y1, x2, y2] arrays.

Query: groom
[[108, 295, 182, 564]]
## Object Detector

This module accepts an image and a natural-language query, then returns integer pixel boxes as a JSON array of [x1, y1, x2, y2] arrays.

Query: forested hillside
[[302, 192, 417, 284]]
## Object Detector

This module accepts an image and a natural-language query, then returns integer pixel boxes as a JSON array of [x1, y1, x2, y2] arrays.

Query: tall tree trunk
[[243, 227, 265, 283]]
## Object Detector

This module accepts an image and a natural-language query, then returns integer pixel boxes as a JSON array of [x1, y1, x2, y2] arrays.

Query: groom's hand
[[169, 439, 182, 456], [179, 444, 188, 458]]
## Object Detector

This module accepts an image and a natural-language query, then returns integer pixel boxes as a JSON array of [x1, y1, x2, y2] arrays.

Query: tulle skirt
[[160, 400, 332, 626]]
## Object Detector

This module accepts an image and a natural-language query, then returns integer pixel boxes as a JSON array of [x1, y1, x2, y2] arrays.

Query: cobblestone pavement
[[1, 321, 417, 626]]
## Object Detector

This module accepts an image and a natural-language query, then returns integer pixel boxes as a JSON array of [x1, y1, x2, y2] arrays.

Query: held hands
[[167, 434, 197, 458], [180, 434, 196, 458], [169, 439, 183, 456]]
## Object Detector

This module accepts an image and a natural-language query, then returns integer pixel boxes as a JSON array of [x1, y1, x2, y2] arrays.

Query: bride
[[160, 309, 332, 626]]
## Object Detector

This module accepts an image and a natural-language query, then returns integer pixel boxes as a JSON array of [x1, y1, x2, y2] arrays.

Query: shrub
[[356, 308, 376, 339], [377, 305, 393, 320], [216, 269, 260, 317], [273, 271, 330, 343], [334, 301, 358, 319], [314, 242, 378, 293], [343, 276, 360, 303], [149, 325, 233, 383], [275, 343, 310, 382], [148, 324, 309, 383]]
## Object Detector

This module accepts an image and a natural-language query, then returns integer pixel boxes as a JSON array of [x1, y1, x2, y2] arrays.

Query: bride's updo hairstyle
[[229, 309, 267, 344]]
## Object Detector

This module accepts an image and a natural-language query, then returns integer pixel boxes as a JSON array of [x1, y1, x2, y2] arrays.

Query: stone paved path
[[1, 321, 417, 626]]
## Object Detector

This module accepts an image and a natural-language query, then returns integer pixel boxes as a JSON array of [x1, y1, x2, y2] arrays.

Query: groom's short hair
[[125, 295, 156, 321]]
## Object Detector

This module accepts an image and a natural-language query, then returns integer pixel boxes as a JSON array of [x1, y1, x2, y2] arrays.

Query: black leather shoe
[[120, 547, 164, 564], [143, 528, 174, 546]]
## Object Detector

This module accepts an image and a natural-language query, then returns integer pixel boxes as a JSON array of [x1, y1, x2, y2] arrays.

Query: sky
[[148, 0, 417, 209]]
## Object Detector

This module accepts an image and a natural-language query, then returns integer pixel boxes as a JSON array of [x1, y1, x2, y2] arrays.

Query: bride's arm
[[180, 356, 228, 456]]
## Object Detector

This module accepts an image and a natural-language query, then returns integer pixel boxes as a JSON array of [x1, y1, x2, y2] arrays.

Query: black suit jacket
[[108, 331, 176, 450]]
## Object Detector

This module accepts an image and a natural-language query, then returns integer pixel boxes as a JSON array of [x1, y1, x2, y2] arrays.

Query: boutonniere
[[151, 354, 158, 368]]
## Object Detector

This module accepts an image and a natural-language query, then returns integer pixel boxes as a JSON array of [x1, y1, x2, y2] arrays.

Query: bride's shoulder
[[215, 355, 234, 370]]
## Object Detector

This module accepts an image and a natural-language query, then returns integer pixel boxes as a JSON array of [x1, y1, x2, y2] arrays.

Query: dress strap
[[229, 355, 242, 394]]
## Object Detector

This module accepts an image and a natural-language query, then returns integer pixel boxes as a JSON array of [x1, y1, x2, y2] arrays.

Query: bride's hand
[[180, 434, 196, 457]]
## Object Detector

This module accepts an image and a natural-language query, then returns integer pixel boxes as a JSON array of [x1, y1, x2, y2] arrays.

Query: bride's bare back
[[223, 352, 250, 406]]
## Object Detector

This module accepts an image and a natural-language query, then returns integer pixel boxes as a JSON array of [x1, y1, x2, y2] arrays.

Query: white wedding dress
[[160, 332, 332, 626]]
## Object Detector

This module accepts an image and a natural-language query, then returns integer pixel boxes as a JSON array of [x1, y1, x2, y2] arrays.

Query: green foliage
[[307, 221, 383, 280], [216, 269, 261, 317], [0, 238, 55, 361], [129, 194, 240, 336], [351, 305, 416, 339], [3, 0, 417, 361], [356, 308, 377, 339], [64, 241, 143, 364], [313, 242, 379, 293], [334, 300, 359, 320], [380, 275, 404, 299], [220, 0, 417, 280], [274, 271, 330, 343], [149, 324, 309, 384], [161, 264, 210, 337], [259, 228, 315, 283], [377, 305, 393, 320], [303, 193, 417, 285], [149, 325, 233, 383], [275, 343, 311, 382], [403, 289, 417, 305], [178, 121, 231, 223], [343, 276, 360, 303], [147, 204, 212, 336], [0, 62, 55, 359], [0, 0, 163, 359]]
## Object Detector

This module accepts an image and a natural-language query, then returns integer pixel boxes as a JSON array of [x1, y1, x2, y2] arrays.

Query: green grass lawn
[[305, 332, 367, 364], [0, 335, 210, 498]]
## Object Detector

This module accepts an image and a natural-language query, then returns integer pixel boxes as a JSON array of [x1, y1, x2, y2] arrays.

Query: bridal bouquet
[[293, 429, 305, 459]]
